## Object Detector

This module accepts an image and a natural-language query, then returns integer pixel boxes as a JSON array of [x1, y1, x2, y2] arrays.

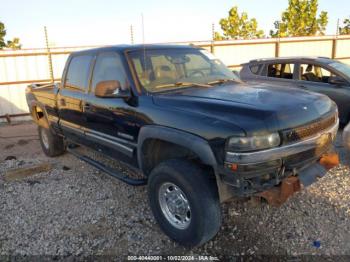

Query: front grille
[[284, 142, 331, 168], [282, 113, 337, 144]]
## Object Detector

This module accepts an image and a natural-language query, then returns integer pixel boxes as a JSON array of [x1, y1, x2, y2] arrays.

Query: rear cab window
[[65, 55, 93, 92]]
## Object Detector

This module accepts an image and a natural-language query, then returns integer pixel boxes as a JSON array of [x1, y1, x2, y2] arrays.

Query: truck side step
[[66, 146, 147, 186]]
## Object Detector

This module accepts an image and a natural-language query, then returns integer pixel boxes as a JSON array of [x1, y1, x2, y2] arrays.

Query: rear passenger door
[[57, 54, 93, 143]]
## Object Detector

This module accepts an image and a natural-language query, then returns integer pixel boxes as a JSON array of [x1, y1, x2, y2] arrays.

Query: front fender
[[137, 125, 218, 173]]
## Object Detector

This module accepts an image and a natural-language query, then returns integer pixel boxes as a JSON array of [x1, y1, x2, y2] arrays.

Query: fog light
[[261, 174, 271, 181], [227, 163, 238, 171]]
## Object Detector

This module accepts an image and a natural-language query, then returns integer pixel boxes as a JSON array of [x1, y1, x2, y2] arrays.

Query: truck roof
[[72, 44, 198, 56]]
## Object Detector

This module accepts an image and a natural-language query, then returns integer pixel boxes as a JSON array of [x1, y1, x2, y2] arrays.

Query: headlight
[[227, 133, 281, 152]]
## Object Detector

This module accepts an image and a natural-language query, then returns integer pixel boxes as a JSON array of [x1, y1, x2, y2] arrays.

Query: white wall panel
[[0, 84, 29, 122], [336, 39, 350, 58], [338, 58, 350, 65], [279, 40, 333, 57], [214, 43, 276, 66]]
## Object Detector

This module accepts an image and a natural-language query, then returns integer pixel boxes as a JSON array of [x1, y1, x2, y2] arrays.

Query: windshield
[[329, 61, 350, 77], [129, 48, 240, 92]]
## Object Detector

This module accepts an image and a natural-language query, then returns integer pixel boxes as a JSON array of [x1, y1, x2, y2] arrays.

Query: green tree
[[0, 20, 21, 49], [214, 6, 264, 40], [0, 21, 6, 48], [339, 18, 350, 35], [6, 38, 21, 49], [270, 0, 328, 37]]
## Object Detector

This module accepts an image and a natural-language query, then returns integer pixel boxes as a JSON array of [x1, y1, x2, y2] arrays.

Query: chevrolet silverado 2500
[[26, 45, 339, 246]]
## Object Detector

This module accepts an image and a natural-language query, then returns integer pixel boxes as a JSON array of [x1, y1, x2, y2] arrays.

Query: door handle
[[299, 85, 307, 89], [83, 103, 92, 111]]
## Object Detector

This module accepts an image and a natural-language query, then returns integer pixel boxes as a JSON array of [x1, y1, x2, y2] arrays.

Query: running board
[[66, 146, 147, 186]]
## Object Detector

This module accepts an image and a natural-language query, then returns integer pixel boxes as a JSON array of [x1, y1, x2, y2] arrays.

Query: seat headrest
[[160, 65, 171, 71], [306, 64, 313, 72], [155, 65, 175, 79]]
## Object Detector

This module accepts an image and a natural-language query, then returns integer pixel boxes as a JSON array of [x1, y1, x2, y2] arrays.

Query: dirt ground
[[1, 121, 350, 260]]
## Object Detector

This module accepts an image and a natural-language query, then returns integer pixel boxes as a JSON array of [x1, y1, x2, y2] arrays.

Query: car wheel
[[38, 126, 65, 157], [148, 159, 221, 247]]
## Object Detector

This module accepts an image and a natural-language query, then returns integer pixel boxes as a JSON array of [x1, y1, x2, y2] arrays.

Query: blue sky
[[0, 0, 348, 48]]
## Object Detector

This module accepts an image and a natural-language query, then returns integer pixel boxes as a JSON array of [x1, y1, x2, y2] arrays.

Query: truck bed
[[25, 82, 60, 124]]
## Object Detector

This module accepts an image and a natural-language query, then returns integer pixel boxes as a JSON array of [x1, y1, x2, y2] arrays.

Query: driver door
[[80, 52, 138, 163]]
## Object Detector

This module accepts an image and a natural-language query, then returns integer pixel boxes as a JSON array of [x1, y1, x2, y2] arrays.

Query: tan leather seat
[[300, 66, 307, 80], [304, 65, 320, 82], [154, 65, 176, 80]]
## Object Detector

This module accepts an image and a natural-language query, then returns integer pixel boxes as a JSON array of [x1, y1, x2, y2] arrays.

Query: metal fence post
[[130, 25, 134, 44], [332, 38, 337, 59], [210, 42, 215, 54], [210, 23, 215, 54], [44, 26, 54, 83], [275, 40, 280, 58]]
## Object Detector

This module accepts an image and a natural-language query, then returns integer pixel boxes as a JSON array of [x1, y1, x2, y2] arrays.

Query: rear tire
[[148, 159, 221, 247], [38, 126, 65, 157]]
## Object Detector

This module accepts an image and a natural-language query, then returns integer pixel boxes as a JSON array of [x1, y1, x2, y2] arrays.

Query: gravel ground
[[1, 122, 350, 259]]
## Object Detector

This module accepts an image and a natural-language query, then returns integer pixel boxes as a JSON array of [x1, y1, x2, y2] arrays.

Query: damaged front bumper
[[343, 122, 350, 150], [220, 119, 339, 197]]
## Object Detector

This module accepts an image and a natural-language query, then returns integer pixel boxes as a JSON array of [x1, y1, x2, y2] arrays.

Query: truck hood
[[152, 83, 335, 134]]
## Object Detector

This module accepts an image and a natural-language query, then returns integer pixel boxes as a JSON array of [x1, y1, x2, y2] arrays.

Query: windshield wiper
[[155, 82, 212, 89], [207, 79, 238, 85]]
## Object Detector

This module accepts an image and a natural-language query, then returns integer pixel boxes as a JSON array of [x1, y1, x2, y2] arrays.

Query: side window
[[268, 64, 281, 78], [267, 63, 295, 79], [91, 52, 128, 92], [300, 64, 335, 83], [249, 64, 263, 75], [65, 55, 93, 91]]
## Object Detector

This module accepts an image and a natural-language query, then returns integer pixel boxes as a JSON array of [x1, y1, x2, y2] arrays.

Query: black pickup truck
[[26, 45, 339, 246]]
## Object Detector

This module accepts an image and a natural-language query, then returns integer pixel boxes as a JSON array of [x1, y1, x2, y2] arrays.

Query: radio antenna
[[142, 13, 147, 72], [141, 13, 145, 44], [44, 26, 54, 83], [130, 25, 134, 44]]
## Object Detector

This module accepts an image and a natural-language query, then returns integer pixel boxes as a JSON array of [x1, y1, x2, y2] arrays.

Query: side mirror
[[328, 76, 347, 86], [95, 80, 130, 98]]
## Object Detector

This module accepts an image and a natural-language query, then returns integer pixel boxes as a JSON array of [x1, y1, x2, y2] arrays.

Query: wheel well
[[33, 106, 45, 120], [347, 112, 350, 124], [32, 106, 49, 129], [140, 138, 215, 177]]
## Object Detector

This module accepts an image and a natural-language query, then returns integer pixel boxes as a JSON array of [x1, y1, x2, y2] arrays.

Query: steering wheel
[[189, 70, 205, 77]]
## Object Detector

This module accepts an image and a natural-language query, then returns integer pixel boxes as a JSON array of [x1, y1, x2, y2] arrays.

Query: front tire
[[148, 159, 221, 247], [38, 126, 65, 157]]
